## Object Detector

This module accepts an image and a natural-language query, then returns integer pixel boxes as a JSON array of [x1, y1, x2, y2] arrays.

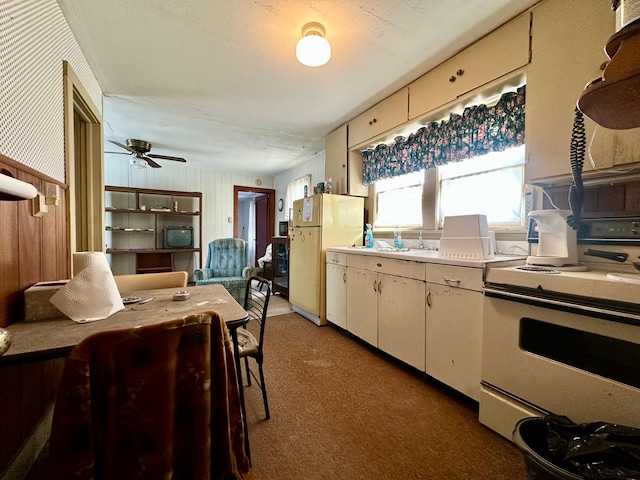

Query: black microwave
[[278, 221, 288, 236]]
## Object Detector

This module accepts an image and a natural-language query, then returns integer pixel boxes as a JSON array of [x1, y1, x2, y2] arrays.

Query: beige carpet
[[241, 312, 528, 480]]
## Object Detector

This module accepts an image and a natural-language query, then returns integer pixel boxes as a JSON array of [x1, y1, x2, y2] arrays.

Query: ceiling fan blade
[[142, 156, 162, 168], [146, 153, 187, 163], [104, 151, 131, 155], [108, 139, 136, 154]]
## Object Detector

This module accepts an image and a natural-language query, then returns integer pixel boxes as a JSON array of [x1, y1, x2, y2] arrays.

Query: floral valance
[[362, 85, 526, 185]]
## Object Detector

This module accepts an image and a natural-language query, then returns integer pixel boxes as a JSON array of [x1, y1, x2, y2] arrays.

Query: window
[[284, 174, 311, 220], [437, 145, 525, 228], [375, 171, 423, 228]]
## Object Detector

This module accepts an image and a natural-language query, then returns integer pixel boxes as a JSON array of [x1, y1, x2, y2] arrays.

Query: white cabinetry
[[425, 265, 484, 401], [348, 87, 409, 148], [409, 12, 530, 120], [525, 0, 623, 182], [326, 252, 348, 329], [346, 254, 426, 370], [325, 125, 368, 197]]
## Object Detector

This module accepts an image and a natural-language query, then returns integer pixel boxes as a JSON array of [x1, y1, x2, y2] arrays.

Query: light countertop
[[326, 246, 526, 268]]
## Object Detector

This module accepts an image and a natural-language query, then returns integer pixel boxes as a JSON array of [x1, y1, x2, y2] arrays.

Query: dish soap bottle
[[393, 226, 403, 249], [365, 224, 374, 248]]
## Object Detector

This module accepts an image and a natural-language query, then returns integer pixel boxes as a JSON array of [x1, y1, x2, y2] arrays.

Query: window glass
[[437, 145, 525, 228], [285, 174, 310, 220], [375, 171, 423, 228]]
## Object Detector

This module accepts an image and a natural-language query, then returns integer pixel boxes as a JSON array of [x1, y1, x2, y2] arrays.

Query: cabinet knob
[[368, 118, 377, 125], [456, 69, 464, 76], [449, 75, 456, 83]]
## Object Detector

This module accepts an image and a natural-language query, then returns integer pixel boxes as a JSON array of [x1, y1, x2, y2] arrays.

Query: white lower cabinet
[[346, 267, 379, 346], [326, 252, 347, 329], [377, 273, 426, 371], [345, 255, 426, 370], [335, 251, 485, 401], [425, 265, 484, 401]]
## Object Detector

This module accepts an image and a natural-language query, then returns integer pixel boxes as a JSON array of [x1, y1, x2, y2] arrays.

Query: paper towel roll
[[0, 172, 37, 200], [50, 262, 124, 323], [73, 251, 110, 277]]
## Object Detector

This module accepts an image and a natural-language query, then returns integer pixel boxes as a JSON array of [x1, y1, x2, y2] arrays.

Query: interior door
[[255, 195, 269, 265]]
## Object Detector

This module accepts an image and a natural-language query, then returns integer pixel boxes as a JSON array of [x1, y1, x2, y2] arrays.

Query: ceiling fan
[[106, 139, 187, 168]]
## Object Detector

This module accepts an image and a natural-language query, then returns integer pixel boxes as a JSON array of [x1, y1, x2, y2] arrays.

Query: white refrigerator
[[289, 194, 364, 325]]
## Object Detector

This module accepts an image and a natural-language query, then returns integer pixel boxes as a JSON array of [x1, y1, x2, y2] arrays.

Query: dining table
[[1, 283, 254, 465]]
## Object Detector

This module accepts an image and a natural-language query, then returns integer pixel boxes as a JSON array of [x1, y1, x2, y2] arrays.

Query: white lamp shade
[[296, 23, 331, 67]]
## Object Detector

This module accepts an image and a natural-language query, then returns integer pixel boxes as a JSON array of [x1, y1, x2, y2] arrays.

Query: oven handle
[[484, 287, 640, 325]]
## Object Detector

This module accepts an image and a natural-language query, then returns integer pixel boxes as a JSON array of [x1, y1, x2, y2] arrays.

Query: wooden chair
[[113, 270, 188, 295], [236, 276, 272, 420]]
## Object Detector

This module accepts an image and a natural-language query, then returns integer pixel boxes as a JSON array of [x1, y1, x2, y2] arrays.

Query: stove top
[[485, 265, 640, 305]]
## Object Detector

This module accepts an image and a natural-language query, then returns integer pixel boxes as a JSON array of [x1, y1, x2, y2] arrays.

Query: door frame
[[63, 61, 104, 261], [233, 184, 275, 247]]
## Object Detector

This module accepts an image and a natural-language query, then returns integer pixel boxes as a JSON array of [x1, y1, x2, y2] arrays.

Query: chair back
[[48, 311, 252, 480], [243, 276, 271, 350], [113, 270, 188, 295], [205, 238, 249, 277]]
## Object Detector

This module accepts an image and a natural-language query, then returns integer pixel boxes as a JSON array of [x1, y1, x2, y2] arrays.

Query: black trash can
[[513, 417, 585, 480]]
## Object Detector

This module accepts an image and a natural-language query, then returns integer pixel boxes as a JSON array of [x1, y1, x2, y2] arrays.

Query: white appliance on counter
[[289, 194, 364, 325]]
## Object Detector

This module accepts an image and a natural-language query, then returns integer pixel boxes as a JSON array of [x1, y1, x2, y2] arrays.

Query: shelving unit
[[271, 236, 289, 298], [105, 186, 202, 275]]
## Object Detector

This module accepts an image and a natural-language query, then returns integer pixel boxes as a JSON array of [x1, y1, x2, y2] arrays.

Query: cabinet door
[[425, 283, 483, 401], [325, 125, 349, 195], [325, 125, 368, 197], [348, 87, 408, 148], [409, 12, 530, 120], [346, 267, 378, 346], [525, 0, 614, 182], [378, 274, 426, 371], [326, 263, 347, 329]]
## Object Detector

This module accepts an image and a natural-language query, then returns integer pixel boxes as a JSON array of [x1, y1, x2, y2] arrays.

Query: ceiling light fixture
[[296, 22, 331, 67]]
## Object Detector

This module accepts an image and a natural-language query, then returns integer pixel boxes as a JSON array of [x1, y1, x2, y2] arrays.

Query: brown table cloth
[[48, 311, 254, 480]]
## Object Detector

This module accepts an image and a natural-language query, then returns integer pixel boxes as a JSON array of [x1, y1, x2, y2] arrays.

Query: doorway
[[233, 185, 275, 267], [63, 61, 104, 257]]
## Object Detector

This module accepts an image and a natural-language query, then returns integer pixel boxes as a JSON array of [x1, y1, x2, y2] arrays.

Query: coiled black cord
[[567, 107, 585, 230]]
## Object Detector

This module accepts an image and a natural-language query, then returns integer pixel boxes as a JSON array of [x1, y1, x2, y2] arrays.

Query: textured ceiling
[[57, 0, 540, 175]]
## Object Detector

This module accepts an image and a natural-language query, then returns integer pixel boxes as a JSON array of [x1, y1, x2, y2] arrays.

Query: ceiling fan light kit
[[130, 158, 148, 169], [296, 22, 331, 67], [107, 138, 187, 168]]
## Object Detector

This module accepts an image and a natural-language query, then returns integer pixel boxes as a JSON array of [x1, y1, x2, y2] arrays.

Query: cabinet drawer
[[409, 12, 530, 120], [348, 87, 408, 148], [425, 264, 483, 291], [347, 254, 425, 281], [326, 251, 347, 266]]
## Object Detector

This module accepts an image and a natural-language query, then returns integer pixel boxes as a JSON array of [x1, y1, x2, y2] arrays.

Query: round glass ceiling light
[[296, 22, 331, 67]]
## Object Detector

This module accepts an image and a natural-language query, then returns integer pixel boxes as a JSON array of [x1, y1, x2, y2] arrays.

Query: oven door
[[480, 288, 640, 439]]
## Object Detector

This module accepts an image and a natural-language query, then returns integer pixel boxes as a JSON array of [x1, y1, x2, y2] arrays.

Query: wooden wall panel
[[0, 365, 22, 470], [0, 166, 20, 328], [0, 161, 68, 477], [17, 172, 43, 296]]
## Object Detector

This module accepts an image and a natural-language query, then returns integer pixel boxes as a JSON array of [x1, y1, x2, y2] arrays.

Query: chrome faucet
[[418, 231, 425, 249]]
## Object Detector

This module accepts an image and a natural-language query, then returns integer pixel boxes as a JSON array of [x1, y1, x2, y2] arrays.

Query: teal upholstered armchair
[[194, 238, 255, 302]]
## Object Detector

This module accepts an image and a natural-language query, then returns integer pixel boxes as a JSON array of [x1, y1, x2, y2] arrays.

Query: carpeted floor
[[241, 312, 528, 480]]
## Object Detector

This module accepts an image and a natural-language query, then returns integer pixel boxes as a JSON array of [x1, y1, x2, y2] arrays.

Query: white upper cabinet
[[525, 0, 616, 182], [325, 124, 368, 196], [409, 12, 531, 120], [348, 87, 409, 148]]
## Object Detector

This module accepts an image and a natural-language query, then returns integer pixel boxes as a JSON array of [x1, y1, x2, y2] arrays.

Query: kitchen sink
[[606, 272, 640, 285]]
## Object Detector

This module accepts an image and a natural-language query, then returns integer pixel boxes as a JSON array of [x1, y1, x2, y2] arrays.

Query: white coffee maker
[[526, 209, 579, 267]]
